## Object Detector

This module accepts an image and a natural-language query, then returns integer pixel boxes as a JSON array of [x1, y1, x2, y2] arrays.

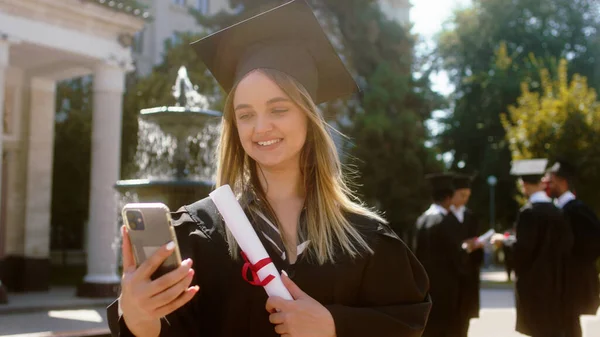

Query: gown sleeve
[[467, 213, 484, 269], [107, 203, 226, 337], [566, 202, 600, 259], [325, 225, 432, 337], [513, 208, 536, 276]]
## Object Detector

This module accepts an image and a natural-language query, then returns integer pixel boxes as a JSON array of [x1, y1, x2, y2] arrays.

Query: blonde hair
[[215, 68, 386, 264]]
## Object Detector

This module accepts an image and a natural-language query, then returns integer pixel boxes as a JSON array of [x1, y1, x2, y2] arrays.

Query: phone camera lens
[[126, 210, 145, 230]]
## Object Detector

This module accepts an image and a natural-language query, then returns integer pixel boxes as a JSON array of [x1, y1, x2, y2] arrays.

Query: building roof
[[84, 0, 150, 19]]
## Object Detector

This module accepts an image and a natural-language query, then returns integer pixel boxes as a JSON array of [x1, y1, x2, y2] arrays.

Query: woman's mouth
[[256, 139, 282, 147]]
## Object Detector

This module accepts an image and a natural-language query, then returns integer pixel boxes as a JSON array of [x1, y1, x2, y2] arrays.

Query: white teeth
[[258, 139, 281, 146]]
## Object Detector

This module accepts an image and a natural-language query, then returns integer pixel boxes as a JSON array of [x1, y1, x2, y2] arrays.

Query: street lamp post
[[487, 175, 497, 231]]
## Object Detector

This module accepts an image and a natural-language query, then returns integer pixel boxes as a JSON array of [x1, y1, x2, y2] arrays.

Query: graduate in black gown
[[546, 160, 600, 337], [414, 173, 471, 337], [450, 174, 484, 328], [106, 1, 431, 336], [494, 159, 573, 337]]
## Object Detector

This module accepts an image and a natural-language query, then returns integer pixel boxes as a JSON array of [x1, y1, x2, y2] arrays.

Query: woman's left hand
[[265, 274, 336, 337]]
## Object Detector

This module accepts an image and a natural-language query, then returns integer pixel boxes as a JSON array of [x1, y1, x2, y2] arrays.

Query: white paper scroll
[[476, 229, 496, 243], [209, 185, 293, 300], [462, 229, 496, 251]]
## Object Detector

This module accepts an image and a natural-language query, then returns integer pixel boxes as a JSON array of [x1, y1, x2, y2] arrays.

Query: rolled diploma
[[462, 229, 496, 250], [209, 185, 293, 300], [476, 229, 496, 243]]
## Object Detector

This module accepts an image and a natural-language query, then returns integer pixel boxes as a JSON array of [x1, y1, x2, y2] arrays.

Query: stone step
[[5, 328, 111, 337]]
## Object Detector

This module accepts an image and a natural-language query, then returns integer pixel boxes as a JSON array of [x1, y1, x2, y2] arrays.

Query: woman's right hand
[[119, 225, 200, 336]]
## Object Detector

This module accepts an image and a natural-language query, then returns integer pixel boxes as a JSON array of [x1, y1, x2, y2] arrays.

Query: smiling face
[[233, 70, 308, 171]]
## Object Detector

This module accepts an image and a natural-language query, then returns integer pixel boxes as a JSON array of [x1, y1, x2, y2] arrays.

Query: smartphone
[[122, 202, 182, 280]]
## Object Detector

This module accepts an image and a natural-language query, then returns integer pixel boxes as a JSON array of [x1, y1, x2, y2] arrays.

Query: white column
[[81, 63, 125, 290], [23, 78, 56, 261], [0, 38, 8, 302], [0, 41, 9, 229]]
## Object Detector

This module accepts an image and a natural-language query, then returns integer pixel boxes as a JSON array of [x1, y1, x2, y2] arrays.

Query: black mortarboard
[[546, 160, 577, 181], [510, 159, 548, 183], [425, 173, 456, 191], [190, 0, 358, 104], [453, 173, 475, 189]]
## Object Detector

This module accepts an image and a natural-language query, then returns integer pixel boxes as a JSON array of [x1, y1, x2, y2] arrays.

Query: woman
[[107, 1, 431, 336]]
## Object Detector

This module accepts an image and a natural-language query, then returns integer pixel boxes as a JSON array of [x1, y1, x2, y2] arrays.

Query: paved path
[[469, 288, 600, 337], [0, 307, 109, 336], [1, 286, 599, 336]]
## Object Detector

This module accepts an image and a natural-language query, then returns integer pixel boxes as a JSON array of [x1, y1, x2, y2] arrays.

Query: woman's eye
[[237, 112, 252, 120], [272, 108, 289, 113]]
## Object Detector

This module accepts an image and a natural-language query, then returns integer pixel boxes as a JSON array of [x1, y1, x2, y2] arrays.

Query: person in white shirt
[[413, 173, 474, 337], [450, 174, 484, 325], [546, 160, 600, 337]]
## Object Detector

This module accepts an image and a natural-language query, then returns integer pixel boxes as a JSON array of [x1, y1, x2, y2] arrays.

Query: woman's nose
[[254, 113, 273, 133]]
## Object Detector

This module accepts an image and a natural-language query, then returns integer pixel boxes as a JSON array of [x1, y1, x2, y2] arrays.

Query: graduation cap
[[453, 173, 476, 189], [510, 159, 548, 184], [190, 0, 359, 105], [425, 173, 456, 192], [546, 160, 577, 181]]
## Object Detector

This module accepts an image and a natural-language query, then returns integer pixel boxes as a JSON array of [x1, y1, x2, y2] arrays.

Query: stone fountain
[[115, 66, 222, 211]]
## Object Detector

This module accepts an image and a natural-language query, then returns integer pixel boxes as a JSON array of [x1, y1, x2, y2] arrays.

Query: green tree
[[436, 0, 600, 227], [52, 78, 93, 254], [501, 57, 600, 211], [317, 1, 444, 236]]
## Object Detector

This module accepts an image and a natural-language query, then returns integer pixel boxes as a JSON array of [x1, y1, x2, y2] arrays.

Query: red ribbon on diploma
[[241, 251, 275, 287]]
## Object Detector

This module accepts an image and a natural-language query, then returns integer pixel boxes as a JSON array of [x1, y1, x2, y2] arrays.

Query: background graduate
[[494, 159, 573, 337], [546, 160, 600, 337], [414, 173, 472, 337], [106, 1, 431, 336], [450, 174, 484, 327]]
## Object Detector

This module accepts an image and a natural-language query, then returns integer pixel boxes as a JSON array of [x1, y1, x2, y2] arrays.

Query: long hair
[[215, 68, 385, 264]]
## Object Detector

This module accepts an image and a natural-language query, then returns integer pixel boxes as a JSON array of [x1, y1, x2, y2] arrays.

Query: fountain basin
[[115, 179, 214, 211], [140, 106, 221, 137]]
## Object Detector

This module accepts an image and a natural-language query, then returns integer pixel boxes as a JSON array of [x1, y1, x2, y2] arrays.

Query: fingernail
[[166, 241, 175, 251], [183, 258, 192, 267], [281, 270, 288, 277]]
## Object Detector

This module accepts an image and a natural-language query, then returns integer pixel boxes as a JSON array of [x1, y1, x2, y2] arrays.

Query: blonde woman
[[107, 1, 431, 336]]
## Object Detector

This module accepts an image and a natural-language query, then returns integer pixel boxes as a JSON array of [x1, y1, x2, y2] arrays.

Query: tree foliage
[[52, 78, 93, 251], [436, 0, 600, 227], [501, 57, 600, 211], [317, 1, 444, 235]]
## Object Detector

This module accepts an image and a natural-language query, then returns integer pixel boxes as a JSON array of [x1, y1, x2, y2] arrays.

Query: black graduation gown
[[562, 199, 600, 316], [107, 197, 432, 337], [462, 209, 483, 320], [512, 202, 573, 337], [413, 209, 471, 337]]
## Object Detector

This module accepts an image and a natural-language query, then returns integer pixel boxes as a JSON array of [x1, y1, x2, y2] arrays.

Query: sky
[[410, 0, 472, 97], [408, 0, 473, 163]]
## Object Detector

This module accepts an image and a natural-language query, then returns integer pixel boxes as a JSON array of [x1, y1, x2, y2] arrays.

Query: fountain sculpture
[[115, 66, 222, 211]]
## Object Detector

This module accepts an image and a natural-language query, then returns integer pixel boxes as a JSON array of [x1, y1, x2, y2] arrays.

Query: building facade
[[380, 0, 412, 26], [133, 0, 231, 76], [0, 0, 144, 296]]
